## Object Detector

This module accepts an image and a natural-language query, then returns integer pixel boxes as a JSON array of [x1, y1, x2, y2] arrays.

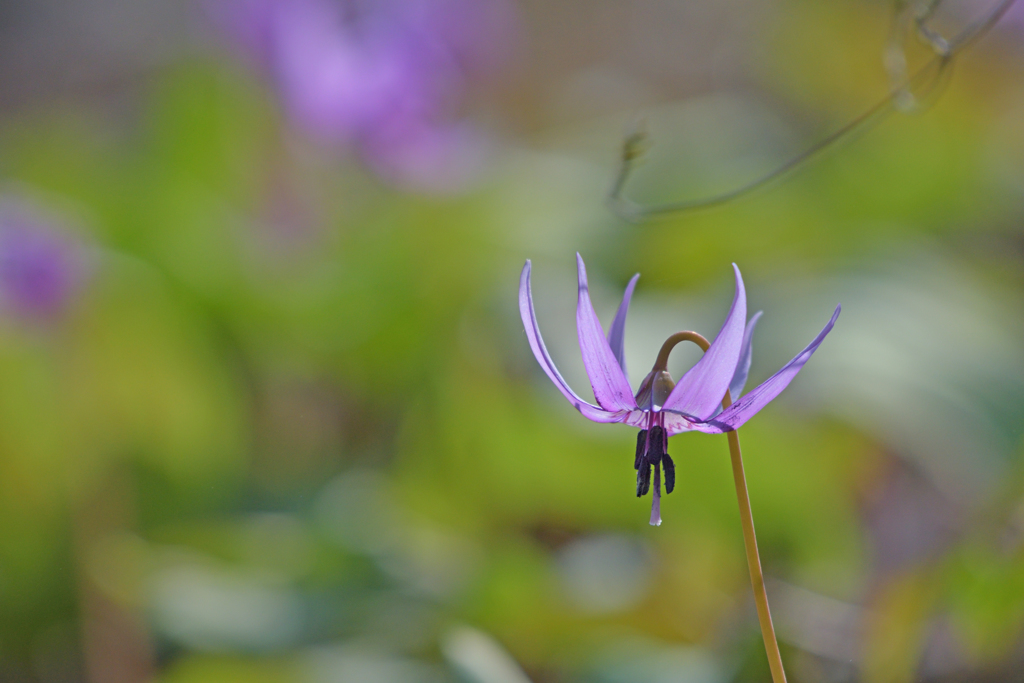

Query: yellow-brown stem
[[659, 332, 787, 683], [722, 391, 788, 683]]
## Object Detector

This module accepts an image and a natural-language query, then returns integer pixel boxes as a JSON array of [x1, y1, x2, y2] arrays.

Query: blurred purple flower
[[1002, 0, 1024, 27], [519, 255, 840, 524], [208, 0, 516, 191], [0, 199, 83, 319], [950, 0, 1024, 34]]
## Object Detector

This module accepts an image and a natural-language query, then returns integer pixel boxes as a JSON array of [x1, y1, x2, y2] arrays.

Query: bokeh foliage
[[0, 1, 1023, 682]]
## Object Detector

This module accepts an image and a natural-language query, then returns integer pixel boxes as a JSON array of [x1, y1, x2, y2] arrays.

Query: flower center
[[633, 370, 674, 411], [632, 331, 710, 526]]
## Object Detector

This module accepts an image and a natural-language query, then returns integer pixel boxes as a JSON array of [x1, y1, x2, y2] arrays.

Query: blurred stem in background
[[73, 468, 153, 683], [607, 0, 1020, 222]]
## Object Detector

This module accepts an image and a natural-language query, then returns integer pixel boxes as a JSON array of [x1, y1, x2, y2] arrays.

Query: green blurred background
[[0, 0, 1023, 681]]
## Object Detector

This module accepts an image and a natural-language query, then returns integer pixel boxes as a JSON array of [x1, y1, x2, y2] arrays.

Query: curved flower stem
[[652, 331, 710, 372], [721, 390, 787, 683], [660, 331, 787, 682]]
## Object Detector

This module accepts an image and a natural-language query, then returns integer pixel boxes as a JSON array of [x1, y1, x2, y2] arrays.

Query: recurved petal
[[576, 254, 638, 412], [729, 311, 763, 400], [519, 261, 626, 423], [607, 273, 639, 379], [707, 304, 841, 432], [662, 264, 747, 421]]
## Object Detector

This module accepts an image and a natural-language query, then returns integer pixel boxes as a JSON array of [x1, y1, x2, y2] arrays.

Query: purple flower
[[519, 255, 840, 525], [208, 0, 515, 191], [1003, 0, 1024, 28], [0, 199, 83, 319]]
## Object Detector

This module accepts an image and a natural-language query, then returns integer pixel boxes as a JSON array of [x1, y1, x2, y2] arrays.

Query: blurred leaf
[[158, 655, 298, 683], [862, 569, 940, 683], [945, 543, 1024, 662], [63, 258, 248, 489]]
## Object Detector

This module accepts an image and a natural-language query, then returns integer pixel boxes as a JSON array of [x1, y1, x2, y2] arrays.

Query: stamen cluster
[[634, 426, 675, 498]]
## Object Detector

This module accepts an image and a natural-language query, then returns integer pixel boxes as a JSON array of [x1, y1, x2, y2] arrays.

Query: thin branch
[[607, 0, 1018, 223]]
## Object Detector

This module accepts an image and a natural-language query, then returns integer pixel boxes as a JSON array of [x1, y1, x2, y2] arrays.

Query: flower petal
[[607, 273, 640, 379], [519, 261, 625, 423], [662, 264, 747, 420], [729, 311, 763, 400], [661, 412, 701, 436], [704, 304, 841, 432], [576, 254, 638, 412]]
